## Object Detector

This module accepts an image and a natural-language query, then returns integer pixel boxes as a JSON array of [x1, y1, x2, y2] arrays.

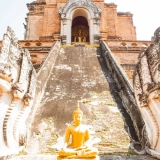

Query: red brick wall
[[42, 6, 60, 36], [102, 5, 118, 37], [117, 14, 136, 40], [25, 0, 136, 41]]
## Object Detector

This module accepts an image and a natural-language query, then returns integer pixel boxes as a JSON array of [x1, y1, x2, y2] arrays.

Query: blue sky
[[0, 0, 160, 40], [0, 0, 33, 40]]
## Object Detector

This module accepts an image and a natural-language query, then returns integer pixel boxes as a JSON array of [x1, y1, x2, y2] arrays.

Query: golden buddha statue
[[58, 103, 99, 159], [77, 29, 82, 42]]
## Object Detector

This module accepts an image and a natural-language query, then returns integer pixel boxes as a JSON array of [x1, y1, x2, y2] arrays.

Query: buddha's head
[[72, 104, 83, 126]]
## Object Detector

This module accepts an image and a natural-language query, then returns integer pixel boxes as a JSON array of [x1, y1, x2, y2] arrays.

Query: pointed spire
[[72, 101, 83, 117]]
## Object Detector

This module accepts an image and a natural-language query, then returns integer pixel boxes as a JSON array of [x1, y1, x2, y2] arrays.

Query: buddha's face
[[73, 113, 82, 126]]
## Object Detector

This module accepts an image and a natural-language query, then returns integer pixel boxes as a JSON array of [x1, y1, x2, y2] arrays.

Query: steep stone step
[[32, 46, 111, 135], [5, 154, 157, 160], [26, 46, 132, 155]]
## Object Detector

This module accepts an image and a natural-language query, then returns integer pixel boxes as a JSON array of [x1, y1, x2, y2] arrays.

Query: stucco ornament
[[58, 0, 101, 20], [133, 26, 160, 159], [0, 27, 37, 157], [153, 27, 160, 43], [59, 0, 101, 44]]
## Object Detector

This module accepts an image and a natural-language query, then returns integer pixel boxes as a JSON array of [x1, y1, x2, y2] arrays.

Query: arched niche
[[66, 8, 94, 44], [72, 16, 89, 43], [59, 0, 101, 45]]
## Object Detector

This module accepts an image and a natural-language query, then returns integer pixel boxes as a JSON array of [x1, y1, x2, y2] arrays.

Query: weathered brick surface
[[101, 5, 118, 37], [0, 0, 151, 81], [26, 16, 44, 40], [117, 14, 136, 40], [25, 0, 137, 41], [42, 7, 60, 37], [35, 17, 44, 38], [112, 52, 139, 64]]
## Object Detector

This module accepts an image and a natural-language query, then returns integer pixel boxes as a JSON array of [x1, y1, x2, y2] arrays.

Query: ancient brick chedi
[[1, 0, 160, 159], [25, 0, 136, 43], [20, 0, 150, 81]]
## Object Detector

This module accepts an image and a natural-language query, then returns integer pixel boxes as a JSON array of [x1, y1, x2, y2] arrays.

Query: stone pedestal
[[57, 156, 99, 160]]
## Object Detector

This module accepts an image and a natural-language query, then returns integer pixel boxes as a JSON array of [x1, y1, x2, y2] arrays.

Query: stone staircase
[[31, 46, 111, 135], [24, 46, 131, 156], [2, 46, 158, 160]]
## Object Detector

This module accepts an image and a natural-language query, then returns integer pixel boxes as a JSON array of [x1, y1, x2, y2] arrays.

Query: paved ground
[[2, 154, 158, 160]]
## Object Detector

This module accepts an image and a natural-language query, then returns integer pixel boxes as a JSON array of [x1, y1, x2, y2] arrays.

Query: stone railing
[[0, 27, 37, 157], [0, 27, 61, 158], [26, 41, 61, 134], [133, 27, 160, 159], [99, 41, 147, 153]]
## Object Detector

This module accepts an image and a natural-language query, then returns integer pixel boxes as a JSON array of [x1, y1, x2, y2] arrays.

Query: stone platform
[[4, 154, 157, 160], [57, 156, 99, 160]]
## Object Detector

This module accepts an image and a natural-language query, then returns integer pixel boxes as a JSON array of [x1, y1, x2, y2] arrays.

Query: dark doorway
[[72, 16, 89, 42]]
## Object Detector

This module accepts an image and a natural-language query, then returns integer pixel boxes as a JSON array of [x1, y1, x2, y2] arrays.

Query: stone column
[[89, 18, 94, 44], [60, 19, 67, 44], [66, 19, 71, 44]]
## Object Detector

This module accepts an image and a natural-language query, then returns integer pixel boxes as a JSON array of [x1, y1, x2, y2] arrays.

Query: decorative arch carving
[[59, 0, 101, 44], [133, 26, 160, 158], [59, 0, 101, 20]]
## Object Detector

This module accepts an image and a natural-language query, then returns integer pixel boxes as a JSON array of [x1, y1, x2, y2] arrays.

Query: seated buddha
[[58, 104, 99, 158]]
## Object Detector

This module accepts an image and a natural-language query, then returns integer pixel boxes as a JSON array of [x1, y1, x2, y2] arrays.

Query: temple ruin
[[0, 0, 160, 159]]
